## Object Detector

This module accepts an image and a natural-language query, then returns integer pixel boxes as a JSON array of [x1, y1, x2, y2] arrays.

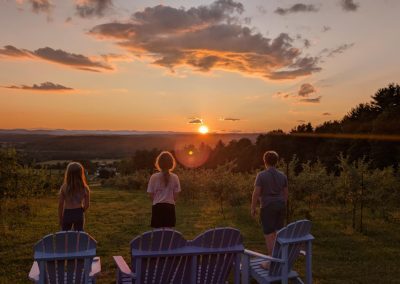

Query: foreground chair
[[113, 227, 244, 283], [28, 231, 101, 284], [241, 220, 314, 284]]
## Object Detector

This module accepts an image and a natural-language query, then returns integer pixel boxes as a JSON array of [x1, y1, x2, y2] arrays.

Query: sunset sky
[[0, 0, 399, 133]]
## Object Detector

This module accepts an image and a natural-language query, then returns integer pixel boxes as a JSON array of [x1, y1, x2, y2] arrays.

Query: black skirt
[[151, 203, 176, 228], [62, 207, 84, 231]]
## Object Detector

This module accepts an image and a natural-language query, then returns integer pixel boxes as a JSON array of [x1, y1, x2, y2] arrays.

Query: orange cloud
[[3, 82, 73, 92], [89, 1, 321, 80], [0, 45, 113, 72]]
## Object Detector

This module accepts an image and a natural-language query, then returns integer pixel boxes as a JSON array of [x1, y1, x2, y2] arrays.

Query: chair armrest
[[28, 261, 39, 282], [89, 257, 101, 277], [113, 256, 134, 278], [243, 249, 285, 263]]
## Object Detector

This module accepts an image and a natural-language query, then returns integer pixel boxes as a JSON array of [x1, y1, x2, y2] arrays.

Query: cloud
[[89, 0, 321, 81], [275, 3, 319, 15], [297, 120, 306, 123], [340, 0, 359, 11], [29, 0, 52, 14], [188, 118, 203, 124], [0, 45, 31, 58], [322, 26, 331, 32], [221, 117, 240, 121], [298, 83, 316, 97], [75, 0, 113, 18], [0, 45, 113, 72], [299, 96, 321, 103], [322, 112, 331, 116], [304, 39, 311, 48], [323, 43, 354, 58], [3, 82, 73, 91]]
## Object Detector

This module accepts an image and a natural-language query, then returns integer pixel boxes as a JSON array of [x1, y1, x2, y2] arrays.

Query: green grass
[[1, 186, 399, 283]]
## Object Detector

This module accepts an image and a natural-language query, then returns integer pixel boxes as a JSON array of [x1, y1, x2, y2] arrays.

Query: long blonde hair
[[63, 162, 88, 199], [155, 151, 176, 186]]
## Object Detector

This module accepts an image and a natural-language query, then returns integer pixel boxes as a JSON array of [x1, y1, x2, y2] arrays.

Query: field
[[1, 185, 400, 283]]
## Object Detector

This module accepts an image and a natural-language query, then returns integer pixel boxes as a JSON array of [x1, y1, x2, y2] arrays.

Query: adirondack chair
[[113, 227, 244, 284], [241, 220, 314, 284], [28, 231, 101, 284]]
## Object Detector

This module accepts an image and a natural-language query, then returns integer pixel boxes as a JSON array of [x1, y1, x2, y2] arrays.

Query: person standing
[[147, 151, 181, 228], [58, 162, 90, 231], [251, 151, 288, 267]]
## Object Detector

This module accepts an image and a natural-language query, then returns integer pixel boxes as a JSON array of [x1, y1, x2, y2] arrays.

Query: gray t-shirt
[[255, 167, 287, 208]]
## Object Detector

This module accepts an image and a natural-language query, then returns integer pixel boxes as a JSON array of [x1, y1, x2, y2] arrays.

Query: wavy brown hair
[[63, 162, 88, 199], [155, 151, 176, 186]]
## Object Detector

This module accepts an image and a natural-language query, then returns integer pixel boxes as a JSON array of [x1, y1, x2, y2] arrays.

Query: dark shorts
[[62, 207, 84, 231], [151, 203, 176, 228], [260, 201, 286, 235]]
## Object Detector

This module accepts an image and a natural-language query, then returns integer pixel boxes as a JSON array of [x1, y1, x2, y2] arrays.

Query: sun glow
[[198, 125, 209, 134]]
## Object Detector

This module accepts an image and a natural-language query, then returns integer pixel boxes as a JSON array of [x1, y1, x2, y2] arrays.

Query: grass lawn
[[1, 186, 399, 283]]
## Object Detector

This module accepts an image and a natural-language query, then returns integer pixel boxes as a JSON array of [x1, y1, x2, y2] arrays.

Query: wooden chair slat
[[55, 232, 67, 254], [66, 232, 79, 253], [78, 233, 89, 252]]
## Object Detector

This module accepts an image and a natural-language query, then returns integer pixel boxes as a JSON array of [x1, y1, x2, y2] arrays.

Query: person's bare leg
[[261, 232, 277, 269], [265, 232, 277, 255]]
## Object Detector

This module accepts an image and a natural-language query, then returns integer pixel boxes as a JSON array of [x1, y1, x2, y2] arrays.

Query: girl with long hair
[[147, 151, 181, 228], [58, 162, 90, 231]]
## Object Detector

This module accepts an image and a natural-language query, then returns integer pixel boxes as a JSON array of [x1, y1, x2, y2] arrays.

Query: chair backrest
[[130, 229, 191, 284], [33, 231, 97, 284], [269, 220, 313, 277], [129, 228, 243, 284], [191, 227, 243, 284]]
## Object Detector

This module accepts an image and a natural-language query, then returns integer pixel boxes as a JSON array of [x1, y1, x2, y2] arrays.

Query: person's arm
[[283, 186, 288, 204], [173, 175, 181, 202], [147, 175, 155, 201], [83, 187, 90, 211], [58, 189, 65, 228], [251, 186, 261, 218]]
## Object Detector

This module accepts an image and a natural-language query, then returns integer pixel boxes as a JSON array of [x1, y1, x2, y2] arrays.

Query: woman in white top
[[147, 151, 181, 228]]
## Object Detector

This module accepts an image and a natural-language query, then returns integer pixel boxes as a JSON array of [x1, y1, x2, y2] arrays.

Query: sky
[[0, 0, 399, 133]]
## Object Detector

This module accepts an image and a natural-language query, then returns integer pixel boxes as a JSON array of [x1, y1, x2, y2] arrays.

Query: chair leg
[[306, 241, 312, 284], [241, 254, 250, 284]]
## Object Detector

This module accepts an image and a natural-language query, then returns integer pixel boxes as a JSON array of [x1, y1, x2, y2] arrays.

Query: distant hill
[[0, 130, 259, 161]]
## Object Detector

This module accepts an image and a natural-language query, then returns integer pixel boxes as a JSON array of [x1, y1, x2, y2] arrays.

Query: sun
[[198, 125, 209, 134]]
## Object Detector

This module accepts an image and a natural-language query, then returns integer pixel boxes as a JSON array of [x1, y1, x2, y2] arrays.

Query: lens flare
[[174, 144, 211, 168]]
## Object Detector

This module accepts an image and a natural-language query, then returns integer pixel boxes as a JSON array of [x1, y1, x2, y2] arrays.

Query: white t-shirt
[[147, 172, 181, 205]]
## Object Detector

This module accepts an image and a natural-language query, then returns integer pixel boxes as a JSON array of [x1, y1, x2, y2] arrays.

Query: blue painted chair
[[241, 220, 314, 284], [28, 231, 101, 284], [113, 227, 244, 283]]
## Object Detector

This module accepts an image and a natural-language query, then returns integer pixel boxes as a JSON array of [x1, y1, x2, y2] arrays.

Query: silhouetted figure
[[58, 162, 90, 231], [147, 151, 181, 228], [251, 151, 288, 269]]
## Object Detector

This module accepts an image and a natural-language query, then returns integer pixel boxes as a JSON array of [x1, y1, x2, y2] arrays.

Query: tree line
[[118, 83, 400, 174]]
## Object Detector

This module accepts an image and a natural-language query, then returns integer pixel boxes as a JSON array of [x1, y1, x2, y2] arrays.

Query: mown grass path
[[1, 186, 399, 283]]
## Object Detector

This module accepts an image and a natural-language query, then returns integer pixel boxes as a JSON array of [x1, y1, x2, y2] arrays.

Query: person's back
[[147, 151, 181, 228], [256, 167, 287, 208], [148, 172, 180, 205], [58, 162, 90, 231]]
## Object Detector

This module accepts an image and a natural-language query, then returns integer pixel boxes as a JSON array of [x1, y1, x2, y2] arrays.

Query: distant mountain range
[[0, 128, 195, 136], [0, 129, 259, 161]]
